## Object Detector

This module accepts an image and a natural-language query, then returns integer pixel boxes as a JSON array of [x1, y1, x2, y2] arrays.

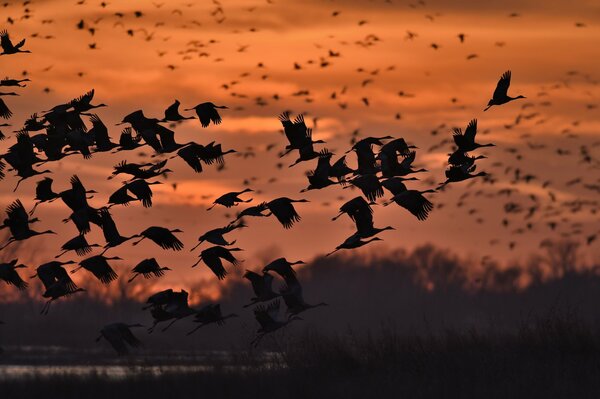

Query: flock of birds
[[0, 26, 530, 354], [1, 0, 598, 355]]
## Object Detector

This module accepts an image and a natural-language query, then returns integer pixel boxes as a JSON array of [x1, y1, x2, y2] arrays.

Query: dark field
[[2, 311, 600, 399]]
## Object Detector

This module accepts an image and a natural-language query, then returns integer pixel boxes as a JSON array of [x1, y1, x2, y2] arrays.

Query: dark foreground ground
[[2, 311, 600, 399]]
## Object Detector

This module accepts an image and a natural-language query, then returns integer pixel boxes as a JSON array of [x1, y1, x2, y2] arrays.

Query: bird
[[265, 197, 309, 229], [96, 323, 143, 355], [0, 30, 31, 55], [332, 196, 375, 221], [192, 246, 243, 280], [185, 102, 228, 127], [56, 235, 101, 258], [326, 235, 383, 257], [0, 92, 18, 119], [439, 164, 487, 187], [484, 70, 525, 111], [69, 89, 107, 113], [0, 259, 28, 290], [128, 258, 172, 283], [381, 178, 435, 221], [280, 283, 327, 317], [207, 188, 253, 210], [0, 200, 56, 250], [262, 258, 305, 279], [251, 299, 302, 346], [161, 100, 195, 123], [186, 304, 238, 335], [108, 179, 161, 208], [145, 289, 196, 333], [29, 177, 60, 214], [38, 268, 85, 315], [131, 226, 184, 250], [344, 174, 384, 202], [190, 221, 246, 250], [71, 255, 122, 284], [452, 119, 495, 152], [243, 270, 280, 308], [333, 195, 394, 238]]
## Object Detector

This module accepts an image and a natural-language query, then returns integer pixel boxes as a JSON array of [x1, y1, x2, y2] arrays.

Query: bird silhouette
[[484, 70, 525, 111], [96, 323, 143, 355], [56, 235, 101, 258], [0, 259, 28, 290], [452, 119, 495, 152], [128, 258, 171, 283], [71, 255, 122, 284], [326, 235, 383, 257], [192, 245, 243, 280], [0, 30, 31, 55], [207, 188, 253, 210], [382, 178, 435, 220], [186, 304, 238, 335], [243, 270, 280, 308], [161, 100, 194, 123], [0, 200, 56, 250], [251, 299, 301, 346], [185, 102, 228, 127], [190, 221, 246, 250], [266, 197, 308, 229]]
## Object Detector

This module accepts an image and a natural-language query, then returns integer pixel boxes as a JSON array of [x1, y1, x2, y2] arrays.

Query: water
[[0, 345, 283, 381]]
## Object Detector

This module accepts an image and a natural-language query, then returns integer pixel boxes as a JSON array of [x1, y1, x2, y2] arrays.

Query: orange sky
[[0, 0, 599, 293]]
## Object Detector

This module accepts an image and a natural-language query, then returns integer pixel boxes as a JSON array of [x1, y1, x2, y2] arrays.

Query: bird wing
[[127, 180, 153, 207], [201, 248, 227, 280], [493, 70, 511, 99], [267, 199, 301, 229], [70, 89, 95, 108], [142, 227, 184, 250], [463, 119, 478, 142]]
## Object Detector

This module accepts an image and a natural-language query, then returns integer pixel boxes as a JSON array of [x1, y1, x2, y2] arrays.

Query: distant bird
[[128, 258, 171, 283], [485, 70, 525, 111], [192, 245, 243, 280], [0, 259, 28, 290], [71, 255, 122, 284], [185, 102, 228, 127], [0, 30, 31, 55], [266, 197, 309, 229], [186, 304, 238, 335], [161, 100, 194, 122], [96, 323, 143, 355], [251, 300, 302, 346], [207, 188, 253, 210]]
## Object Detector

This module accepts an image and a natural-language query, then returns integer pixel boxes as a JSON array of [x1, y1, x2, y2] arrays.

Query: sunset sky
[[1, 0, 599, 294]]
